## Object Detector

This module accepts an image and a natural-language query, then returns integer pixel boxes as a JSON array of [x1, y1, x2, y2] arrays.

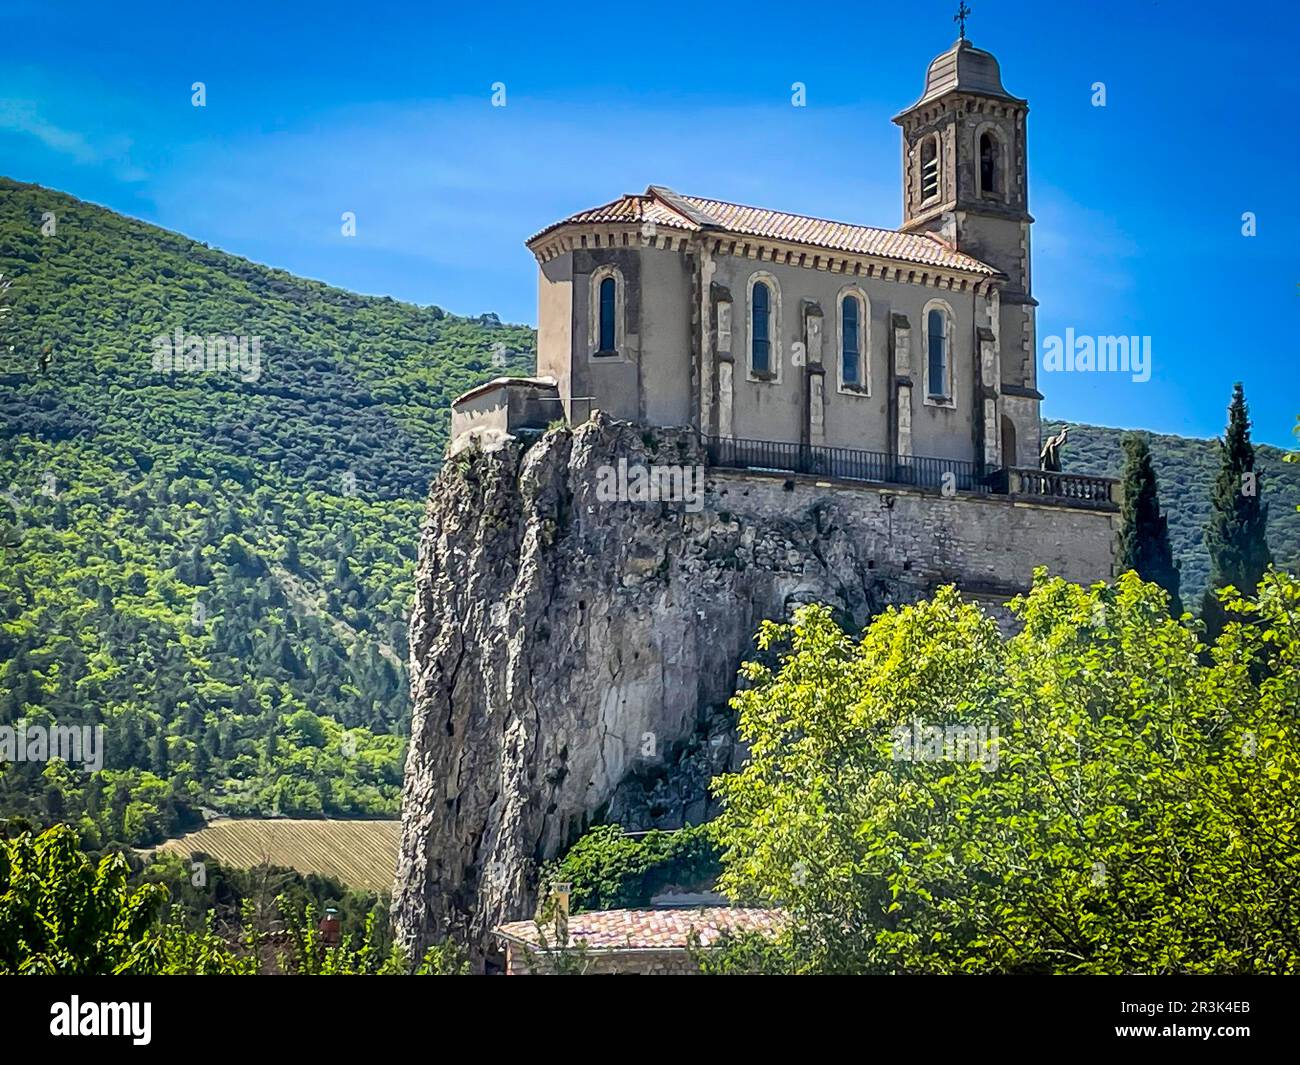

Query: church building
[[450, 33, 1108, 507], [425, 29, 1124, 974]]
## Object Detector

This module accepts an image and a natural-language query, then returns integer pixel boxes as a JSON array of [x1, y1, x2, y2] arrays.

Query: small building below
[[448, 375, 560, 455], [494, 907, 782, 975]]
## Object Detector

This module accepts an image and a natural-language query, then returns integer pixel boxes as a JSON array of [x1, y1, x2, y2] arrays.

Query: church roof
[[897, 37, 1025, 114], [528, 185, 1000, 277]]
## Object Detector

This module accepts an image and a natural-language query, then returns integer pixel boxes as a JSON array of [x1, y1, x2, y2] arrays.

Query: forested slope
[[0, 176, 533, 847]]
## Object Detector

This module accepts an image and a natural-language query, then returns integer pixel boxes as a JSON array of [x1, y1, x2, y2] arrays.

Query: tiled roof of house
[[527, 185, 1000, 276], [495, 907, 783, 952]]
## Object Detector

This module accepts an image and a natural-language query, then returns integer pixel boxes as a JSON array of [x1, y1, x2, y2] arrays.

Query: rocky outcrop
[[392, 413, 1118, 964]]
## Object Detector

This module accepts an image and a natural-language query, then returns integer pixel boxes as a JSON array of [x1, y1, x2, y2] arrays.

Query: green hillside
[[1047, 420, 1300, 604], [0, 176, 534, 848], [0, 176, 1293, 854]]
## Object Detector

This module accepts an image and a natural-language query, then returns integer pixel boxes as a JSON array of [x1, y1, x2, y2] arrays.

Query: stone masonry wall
[[504, 944, 698, 975]]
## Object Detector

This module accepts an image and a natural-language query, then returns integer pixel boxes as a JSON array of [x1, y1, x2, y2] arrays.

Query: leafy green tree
[[514, 898, 593, 975], [0, 271, 13, 356], [710, 571, 1300, 974], [107, 782, 129, 844], [0, 823, 165, 974], [1202, 384, 1271, 637], [143, 910, 260, 975], [1117, 433, 1182, 615], [286, 709, 326, 748], [691, 927, 793, 975], [150, 729, 169, 777], [1, 824, 471, 974], [276, 900, 469, 975]]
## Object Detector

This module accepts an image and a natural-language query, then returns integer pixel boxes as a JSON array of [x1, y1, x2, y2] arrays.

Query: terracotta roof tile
[[528, 186, 999, 276], [495, 907, 783, 952], [676, 193, 997, 273], [526, 194, 693, 240]]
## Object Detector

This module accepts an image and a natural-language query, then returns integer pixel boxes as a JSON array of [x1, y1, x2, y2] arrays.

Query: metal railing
[[702, 436, 994, 493], [702, 435, 1118, 507]]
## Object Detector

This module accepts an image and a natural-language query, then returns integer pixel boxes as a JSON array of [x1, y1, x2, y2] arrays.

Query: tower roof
[[896, 38, 1025, 116]]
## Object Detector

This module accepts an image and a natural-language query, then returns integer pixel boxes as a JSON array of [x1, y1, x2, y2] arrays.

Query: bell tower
[[893, 28, 1031, 284], [893, 22, 1040, 465]]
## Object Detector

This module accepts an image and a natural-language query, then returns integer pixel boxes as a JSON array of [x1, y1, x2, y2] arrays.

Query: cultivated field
[[152, 819, 402, 892]]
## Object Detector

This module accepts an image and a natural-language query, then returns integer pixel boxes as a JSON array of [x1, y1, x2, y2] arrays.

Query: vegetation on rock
[[544, 823, 721, 912]]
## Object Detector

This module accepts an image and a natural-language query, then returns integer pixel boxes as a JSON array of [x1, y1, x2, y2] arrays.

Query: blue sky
[[1, 0, 1296, 445]]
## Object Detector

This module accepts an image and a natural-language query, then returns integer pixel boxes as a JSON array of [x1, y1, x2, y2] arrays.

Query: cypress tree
[[85, 775, 103, 818], [283, 536, 300, 573], [1117, 433, 1182, 615], [108, 783, 129, 844], [1201, 383, 1270, 638], [150, 728, 169, 777]]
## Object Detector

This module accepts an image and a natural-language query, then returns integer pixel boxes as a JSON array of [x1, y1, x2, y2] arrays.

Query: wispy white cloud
[[0, 100, 99, 162], [0, 98, 146, 181]]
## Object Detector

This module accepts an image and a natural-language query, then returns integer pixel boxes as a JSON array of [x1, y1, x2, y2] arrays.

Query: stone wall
[[710, 463, 1117, 600], [504, 944, 698, 975], [392, 413, 1117, 966]]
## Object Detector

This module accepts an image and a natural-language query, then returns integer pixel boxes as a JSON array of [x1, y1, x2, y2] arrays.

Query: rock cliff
[[392, 413, 1117, 963]]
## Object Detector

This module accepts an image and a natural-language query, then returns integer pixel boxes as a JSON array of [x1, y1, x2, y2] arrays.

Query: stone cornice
[[527, 223, 695, 264], [902, 202, 1035, 230], [894, 90, 1029, 128]]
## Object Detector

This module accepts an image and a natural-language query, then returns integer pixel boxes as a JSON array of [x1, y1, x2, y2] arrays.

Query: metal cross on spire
[[955, 2, 971, 40]]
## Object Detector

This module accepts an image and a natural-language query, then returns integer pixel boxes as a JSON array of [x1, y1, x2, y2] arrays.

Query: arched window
[[598, 276, 617, 352], [751, 281, 772, 374], [841, 293, 863, 388], [979, 132, 1000, 196], [926, 307, 949, 399], [590, 266, 623, 357], [920, 136, 940, 202]]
